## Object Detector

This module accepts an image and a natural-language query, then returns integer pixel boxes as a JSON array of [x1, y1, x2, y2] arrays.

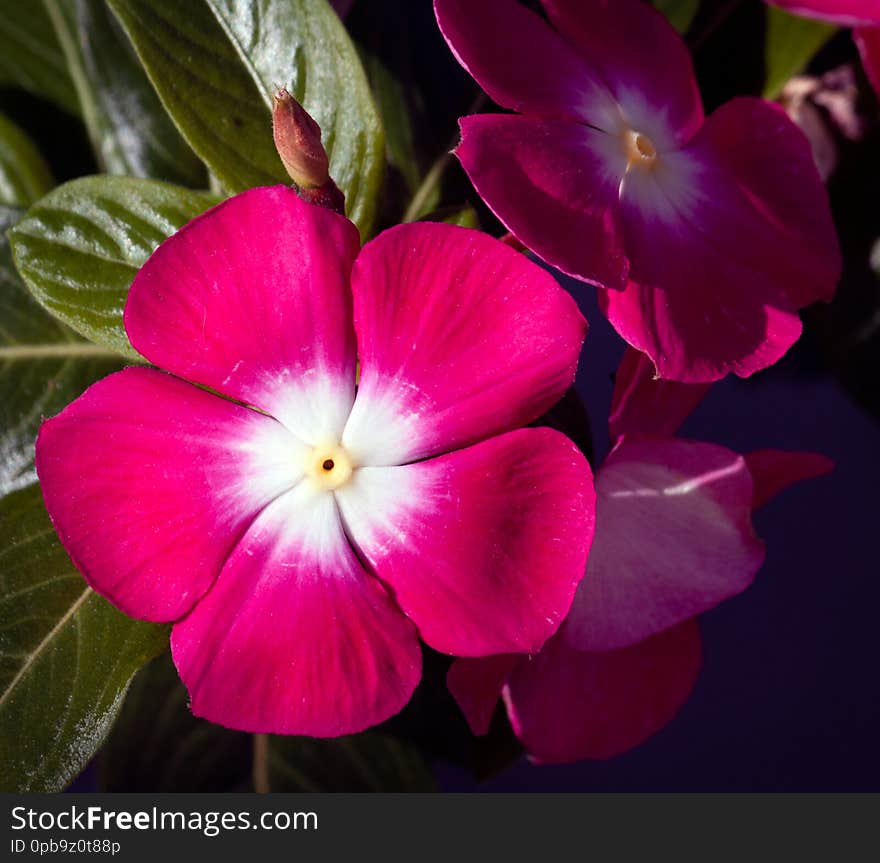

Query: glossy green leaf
[[653, 0, 700, 34], [0, 0, 80, 114], [0, 484, 168, 792], [9, 176, 216, 360], [100, 652, 252, 792], [43, 0, 206, 186], [106, 0, 385, 236], [764, 7, 835, 99], [102, 650, 436, 792], [0, 204, 121, 498], [0, 114, 54, 208]]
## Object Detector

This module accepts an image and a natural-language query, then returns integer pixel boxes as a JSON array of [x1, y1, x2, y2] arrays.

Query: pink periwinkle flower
[[448, 348, 832, 763], [35, 186, 597, 737], [435, 0, 842, 384]]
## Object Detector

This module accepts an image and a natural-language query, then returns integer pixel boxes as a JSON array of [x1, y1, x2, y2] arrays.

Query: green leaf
[[764, 7, 835, 99], [361, 49, 420, 195], [100, 652, 252, 792], [438, 204, 479, 229], [102, 651, 436, 792], [266, 733, 437, 792], [0, 204, 121, 498], [0, 484, 168, 792], [653, 0, 700, 34], [9, 176, 216, 360], [106, 0, 385, 237], [0, 113, 54, 207], [0, 0, 80, 115], [43, 0, 206, 186]]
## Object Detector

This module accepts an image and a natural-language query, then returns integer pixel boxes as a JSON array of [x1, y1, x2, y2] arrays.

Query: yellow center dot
[[307, 444, 353, 491], [623, 129, 658, 170]]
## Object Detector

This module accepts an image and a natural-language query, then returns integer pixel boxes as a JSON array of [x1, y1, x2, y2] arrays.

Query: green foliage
[[653, 0, 700, 34], [764, 7, 835, 98], [106, 0, 384, 236], [0, 484, 168, 792], [0, 0, 80, 114], [43, 0, 205, 185], [9, 176, 216, 360], [0, 205, 121, 498], [102, 652, 436, 792], [0, 114, 54, 207]]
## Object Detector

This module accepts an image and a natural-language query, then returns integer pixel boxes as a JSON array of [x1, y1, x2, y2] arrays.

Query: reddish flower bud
[[272, 88, 330, 189]]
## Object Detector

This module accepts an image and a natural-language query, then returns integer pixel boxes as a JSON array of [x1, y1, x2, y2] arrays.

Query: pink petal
[[609, 347, 711, 443], [504, 620, 702, 763], [335, 428, 596, 657], [35, 367, 304, 622], [767, 0, 880, 25], [855, 26, 880, 95], [745, 449, 834, 510], [605, 98, 840, 382], [540, 0, 704, 147], [342, 221, 587, 464], [455, 114, 629, 291], [564, 436, 764, 651], [446, 655, 520, 736], [171, 484, 422, 736], [433, 0, 619, 126], [125, 185, 361, 443]]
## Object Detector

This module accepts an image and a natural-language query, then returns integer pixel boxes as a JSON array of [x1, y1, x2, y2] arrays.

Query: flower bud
[[272, 88, 330, 189]]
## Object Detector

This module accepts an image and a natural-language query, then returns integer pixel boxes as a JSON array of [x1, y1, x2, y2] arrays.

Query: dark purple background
[[439, 274, 880, 792]]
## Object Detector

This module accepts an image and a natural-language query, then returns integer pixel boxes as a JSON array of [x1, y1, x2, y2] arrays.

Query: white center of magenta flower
[[623, 129, 658, 170], [305, 442, 354, 491]]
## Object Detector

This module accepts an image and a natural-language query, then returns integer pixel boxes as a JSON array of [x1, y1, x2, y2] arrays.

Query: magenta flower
[[435, 0, 842, 383], [35, 186, 596, 737], [448, 349, 832, 763], [766, 0, 880, 24]]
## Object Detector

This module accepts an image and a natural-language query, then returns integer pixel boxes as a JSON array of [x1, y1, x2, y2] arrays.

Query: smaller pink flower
[[36, 186, 596, 737], [435, 0, 842, 383], [448, 349, 833, 763]]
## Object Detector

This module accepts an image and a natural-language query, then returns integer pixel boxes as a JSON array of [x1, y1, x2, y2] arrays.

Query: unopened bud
[[272, 88, 330, 189]]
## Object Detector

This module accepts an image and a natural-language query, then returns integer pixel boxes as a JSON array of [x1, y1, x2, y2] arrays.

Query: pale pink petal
[[564, 436, 764, 651], [171, 484, 422, 736], [745, 449, 834, 509], [609, 347, 711, 442], [605, 98, 839, 382], [342, 221, 586, 465], [855, 26, 880, 94], [446, 655, 520, 736], [433, 0, 619, 126], [455, 114, 629, 292], [541, 0, 704, 147], [767, 0, 880, 25], [125, 186, 361, 443], [36, 367, 304, 622], [336, 428, 595, 657], [504, 620, 702, 763]]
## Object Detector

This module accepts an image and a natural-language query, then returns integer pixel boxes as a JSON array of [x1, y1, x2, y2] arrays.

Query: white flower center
[[623, 129, 658, 170], [305, 442, 354, 491]]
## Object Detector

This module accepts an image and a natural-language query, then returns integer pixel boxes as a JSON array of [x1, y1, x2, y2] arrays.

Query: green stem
[[403, 91, 488, 223], [253, 733, 270, 793]]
